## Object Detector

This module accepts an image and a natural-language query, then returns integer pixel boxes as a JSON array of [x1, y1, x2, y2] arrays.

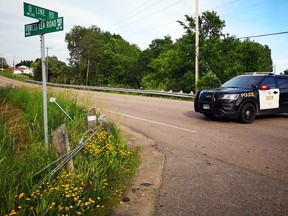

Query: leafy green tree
[[0, 57, 8, 69], [100, 36, 140, 87], [139, 36, 174, 87], [65, 25, 141, 88], [146, 49, 184, 91], [148, 36, 174, 57], [197, 71, 221, 90], [176, 12, 272, 89], [284, 69, 288, 75], [62, 11, 274, 93], [177, 11, 225, 39], [31, 58, 42, 81], [31, 57, 69, 82], [65, 25, 89, 83], [46, 56, 69, 82], [239, 40, 272, 72]]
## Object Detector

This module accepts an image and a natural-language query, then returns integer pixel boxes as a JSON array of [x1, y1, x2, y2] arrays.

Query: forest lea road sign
[[24, 2, 58, 21], [25, 17, 64, 37]]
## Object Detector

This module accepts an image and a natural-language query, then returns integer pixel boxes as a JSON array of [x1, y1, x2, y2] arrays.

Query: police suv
[[194, 73, 288, 123]]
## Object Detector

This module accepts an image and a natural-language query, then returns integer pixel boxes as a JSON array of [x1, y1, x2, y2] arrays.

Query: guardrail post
[[87, 107, 97, 131], [52, 124, 74, 173]]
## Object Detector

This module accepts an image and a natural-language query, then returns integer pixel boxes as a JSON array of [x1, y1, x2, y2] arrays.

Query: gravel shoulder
[[112, 126, 165, 216]]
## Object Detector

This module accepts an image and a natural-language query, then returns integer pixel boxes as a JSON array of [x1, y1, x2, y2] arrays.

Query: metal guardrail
[[26, 80, 195, 99]]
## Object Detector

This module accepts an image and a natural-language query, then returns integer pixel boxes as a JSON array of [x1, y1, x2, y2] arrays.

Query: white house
[[13, 65, 34, 76]]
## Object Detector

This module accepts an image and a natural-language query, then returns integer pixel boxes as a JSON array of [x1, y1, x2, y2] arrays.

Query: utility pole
[[46, 47, 52, 81], [195, 0, 199, 93]]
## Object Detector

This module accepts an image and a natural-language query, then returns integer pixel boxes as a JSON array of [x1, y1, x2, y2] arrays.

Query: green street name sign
[[25, 17, 64, 37], [24, 2, 58, 21]]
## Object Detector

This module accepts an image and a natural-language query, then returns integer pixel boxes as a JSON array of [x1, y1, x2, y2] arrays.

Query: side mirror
[[259, 84, 270, 90]]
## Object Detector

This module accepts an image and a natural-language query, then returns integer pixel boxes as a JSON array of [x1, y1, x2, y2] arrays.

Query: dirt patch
[[0, 103, 31, 147], [111, 126, 165, 216]]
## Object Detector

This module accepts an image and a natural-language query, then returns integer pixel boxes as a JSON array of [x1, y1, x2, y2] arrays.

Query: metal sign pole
[[40, 34, 49, 148]]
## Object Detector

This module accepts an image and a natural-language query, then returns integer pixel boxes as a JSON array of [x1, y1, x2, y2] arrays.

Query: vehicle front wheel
[[238, 103, 256, 124]]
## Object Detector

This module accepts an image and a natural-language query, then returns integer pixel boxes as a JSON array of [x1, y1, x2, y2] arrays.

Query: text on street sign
[[24, 2, 58, 21], [25, 17, 64, 37]]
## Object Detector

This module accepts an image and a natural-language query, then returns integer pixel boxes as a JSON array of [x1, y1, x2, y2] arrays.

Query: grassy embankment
[[0, 87, 140, 216], [0, 70, 33, 82]]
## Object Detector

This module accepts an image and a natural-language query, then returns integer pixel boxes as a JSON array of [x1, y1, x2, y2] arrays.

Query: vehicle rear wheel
[[238, 103, 256, 124]]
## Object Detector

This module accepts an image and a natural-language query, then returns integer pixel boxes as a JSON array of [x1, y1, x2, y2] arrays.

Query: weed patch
[[0, 87, 140, 215]]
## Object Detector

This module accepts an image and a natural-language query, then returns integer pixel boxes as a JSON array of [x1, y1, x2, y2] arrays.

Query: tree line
[[17, 11, 288, 92]]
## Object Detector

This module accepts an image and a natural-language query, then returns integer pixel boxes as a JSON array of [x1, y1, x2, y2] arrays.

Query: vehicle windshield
[[221, 75, 263, 89]]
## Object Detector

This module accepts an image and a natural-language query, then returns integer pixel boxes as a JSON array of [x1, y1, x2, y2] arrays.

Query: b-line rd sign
[[25, 17, 64, 37], [24, 2, 58, 21]]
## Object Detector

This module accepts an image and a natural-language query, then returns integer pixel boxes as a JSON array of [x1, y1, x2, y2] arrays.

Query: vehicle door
[[276, 76, 288, 109], [258, 76, 280, 110]]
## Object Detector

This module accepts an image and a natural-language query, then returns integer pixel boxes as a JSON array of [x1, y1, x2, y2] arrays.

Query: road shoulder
[[112, 126, 165, 216]]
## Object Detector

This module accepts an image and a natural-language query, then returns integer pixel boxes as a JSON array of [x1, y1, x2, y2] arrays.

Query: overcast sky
[[0, 0, 287, 73]]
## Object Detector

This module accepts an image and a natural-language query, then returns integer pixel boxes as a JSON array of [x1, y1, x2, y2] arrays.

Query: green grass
[[0, 70, 33, 82], [0, 87, 140, 216]]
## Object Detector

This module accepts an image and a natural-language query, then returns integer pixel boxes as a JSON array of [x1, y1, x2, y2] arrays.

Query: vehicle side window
[[276, 77, 288, 90], [261, 77, 276, 88]]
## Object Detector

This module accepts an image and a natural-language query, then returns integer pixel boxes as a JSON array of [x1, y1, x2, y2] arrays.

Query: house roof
[[18, 65, 29, 69]]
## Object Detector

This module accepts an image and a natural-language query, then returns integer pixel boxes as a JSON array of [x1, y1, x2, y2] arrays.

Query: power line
[[208, 0, 242, 11], [113, 0, 184, 31], [238, 31, 288, 39], [127, 21, 176, 37], [105, 0, 163, 28], [124, 0, 243, 38], [105, 0, 243, 40], [114, 0, 154, 21]]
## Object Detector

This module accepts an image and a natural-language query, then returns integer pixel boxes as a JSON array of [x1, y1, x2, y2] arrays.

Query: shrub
[[197, 71, 221, 90]]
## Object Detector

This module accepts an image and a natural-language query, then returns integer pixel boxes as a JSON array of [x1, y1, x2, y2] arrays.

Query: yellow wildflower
[[18, 193, 25, 199], [89, 198, 95, 203], [8, 209, 17, 215]]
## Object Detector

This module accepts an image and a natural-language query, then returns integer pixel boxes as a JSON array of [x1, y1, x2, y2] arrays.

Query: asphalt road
[[1, 75, 288, 215]]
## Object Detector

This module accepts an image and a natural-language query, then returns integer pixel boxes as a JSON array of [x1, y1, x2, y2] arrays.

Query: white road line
[[105, 109, 197, 133]]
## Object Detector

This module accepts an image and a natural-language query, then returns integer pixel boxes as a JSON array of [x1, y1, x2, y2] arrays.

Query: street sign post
[[24, 2, 58, 21], [23, 2, 63, 149], [25, 17, 64, 37]]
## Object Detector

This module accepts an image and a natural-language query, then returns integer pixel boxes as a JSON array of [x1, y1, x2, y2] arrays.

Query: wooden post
[[87, 107, 97, 131], [52, 124, 74, 173]]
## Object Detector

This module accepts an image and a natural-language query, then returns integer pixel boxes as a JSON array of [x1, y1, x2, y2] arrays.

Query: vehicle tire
[[238, 103, 256, 124]]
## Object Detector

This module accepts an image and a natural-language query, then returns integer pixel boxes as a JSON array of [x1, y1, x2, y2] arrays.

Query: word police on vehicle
[[194, 72, 288, 123]]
